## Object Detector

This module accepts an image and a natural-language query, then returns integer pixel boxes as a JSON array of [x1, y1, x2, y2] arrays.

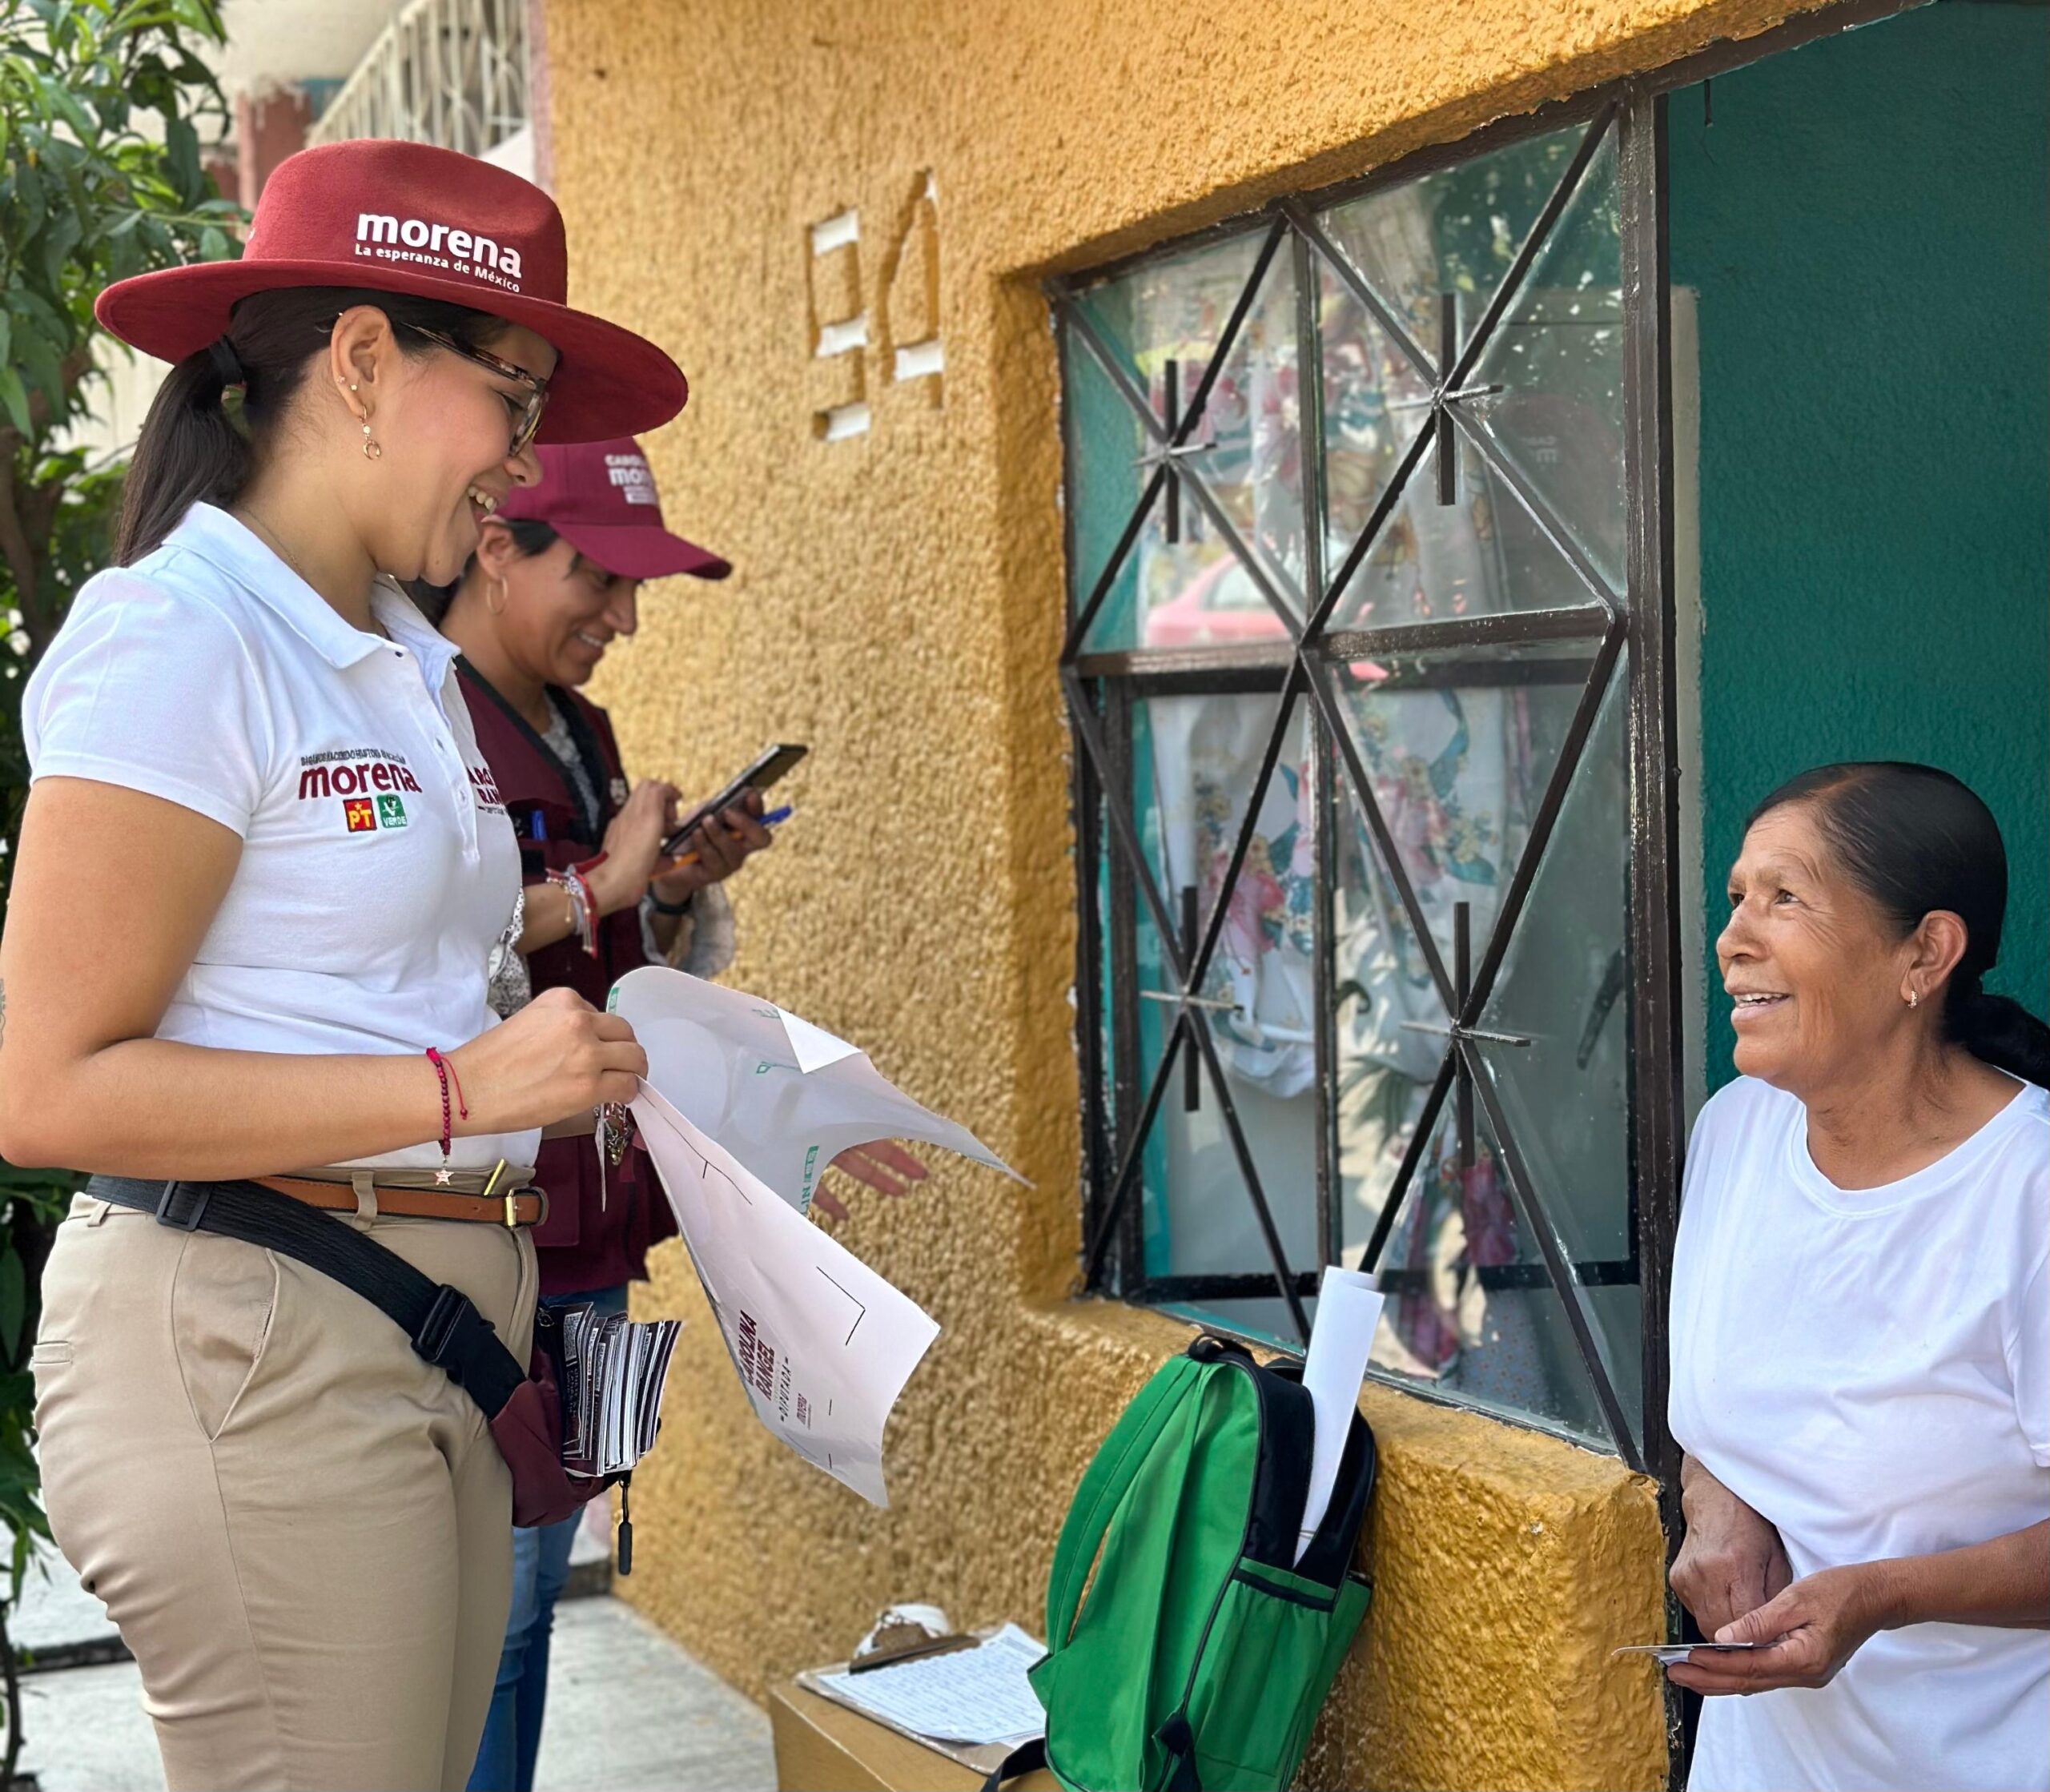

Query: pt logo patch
[[343, 798, 378, 833], [376, 794, 408, 829]]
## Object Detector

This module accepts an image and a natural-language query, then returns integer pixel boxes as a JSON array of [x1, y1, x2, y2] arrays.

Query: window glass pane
[[1317, 257, 1434, 580], [1324, 641, 1637, 1446], [1314, 124, 1594, 371], [1463, 127, 1626, 594], [1071, 231, 1304, 650], [1328, 637, 1606, 997], [1134, 687, 1307, 964], [1475, 656, 1641, 1448], [1176, 247, 1304, 609], [1061, 319, 1151, 639], [1325, 427, 1609, 631], [1115, 693, 1319, 1300], [1352, 1095, 1615, 1445]]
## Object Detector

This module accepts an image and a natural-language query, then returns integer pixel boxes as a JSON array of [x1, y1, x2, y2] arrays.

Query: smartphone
[[661, 742, 808, 858], [1612, 1642, 1763, 1663]]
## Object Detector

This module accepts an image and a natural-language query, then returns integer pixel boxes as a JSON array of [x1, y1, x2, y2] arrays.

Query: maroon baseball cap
[[95, 139, 685, 444], [495, 437, 731, 581]]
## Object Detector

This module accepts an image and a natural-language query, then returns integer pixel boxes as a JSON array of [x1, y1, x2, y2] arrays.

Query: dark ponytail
[[116, 286, 512, 565], [1748, 762, 2050, 1087]]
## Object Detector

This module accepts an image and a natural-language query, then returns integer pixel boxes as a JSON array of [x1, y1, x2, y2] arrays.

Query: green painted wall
[[1670, 1, 2048, 1087]]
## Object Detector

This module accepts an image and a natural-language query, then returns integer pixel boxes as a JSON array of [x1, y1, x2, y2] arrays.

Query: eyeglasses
[[400, 323, 551, 456]]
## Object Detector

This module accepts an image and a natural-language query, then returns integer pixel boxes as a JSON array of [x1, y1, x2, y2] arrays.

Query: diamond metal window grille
[[1055, 104, 1663, 1469]]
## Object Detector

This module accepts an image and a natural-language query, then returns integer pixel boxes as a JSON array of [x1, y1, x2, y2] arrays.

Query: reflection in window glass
[[1072, 231, 1305, 650], [1316, 128, 1589, 363], [1466, 132, 1627, 592], [1127, 696, 1320, 1284]]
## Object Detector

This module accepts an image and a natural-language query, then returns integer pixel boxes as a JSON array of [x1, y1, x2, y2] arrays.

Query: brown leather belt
[[253, 1175, 547, 1229]]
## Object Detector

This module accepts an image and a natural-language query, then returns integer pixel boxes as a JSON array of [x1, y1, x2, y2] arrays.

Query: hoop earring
[[485, 578, 508, 617]]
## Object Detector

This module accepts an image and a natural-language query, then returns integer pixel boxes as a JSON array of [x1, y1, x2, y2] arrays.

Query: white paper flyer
[[630, 1080, 941, 1506], [611, 966, 1017, 1215], [613, 968, 1019, 1505]]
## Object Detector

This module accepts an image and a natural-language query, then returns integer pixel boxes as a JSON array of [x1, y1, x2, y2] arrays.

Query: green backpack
[[999, 1335, 1377, 1792]]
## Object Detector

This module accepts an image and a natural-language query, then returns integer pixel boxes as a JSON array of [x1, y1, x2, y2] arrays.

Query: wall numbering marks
[[806, 207, 870, 440], [805, 174, 944, 441], [880, 171, 944, 405]]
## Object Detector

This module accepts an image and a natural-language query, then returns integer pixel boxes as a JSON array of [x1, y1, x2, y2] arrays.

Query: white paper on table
[[1294, 1264, 1387, 1565], [630, 1081, 939, 1506], [612, 966, 1021, 1214], [814, 1623, 1047, 1746]]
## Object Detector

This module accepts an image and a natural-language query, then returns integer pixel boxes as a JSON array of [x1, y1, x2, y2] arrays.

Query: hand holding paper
[[818, 1140, 931, 1219]]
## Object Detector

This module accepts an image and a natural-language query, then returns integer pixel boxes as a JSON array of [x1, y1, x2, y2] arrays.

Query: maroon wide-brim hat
[[496, 437, 731, 581], [94, 139, 685, 444]]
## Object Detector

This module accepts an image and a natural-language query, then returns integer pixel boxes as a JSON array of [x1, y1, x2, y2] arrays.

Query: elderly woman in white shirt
[[1667, 761, 2048, 1792]]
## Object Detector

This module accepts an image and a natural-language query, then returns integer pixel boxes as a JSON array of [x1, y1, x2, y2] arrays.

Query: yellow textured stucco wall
[[541, 1, 1841, 1783]]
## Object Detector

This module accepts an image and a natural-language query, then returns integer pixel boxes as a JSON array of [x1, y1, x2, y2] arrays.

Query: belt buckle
[[479, 1158, 518, 1229]]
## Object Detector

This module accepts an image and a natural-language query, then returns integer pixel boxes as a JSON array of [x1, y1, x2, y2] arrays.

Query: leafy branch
[[0, 0, 239, 1609]]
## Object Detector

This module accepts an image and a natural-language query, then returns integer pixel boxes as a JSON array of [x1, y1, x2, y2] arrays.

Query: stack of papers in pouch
[[556, 1302, 681, 1479]]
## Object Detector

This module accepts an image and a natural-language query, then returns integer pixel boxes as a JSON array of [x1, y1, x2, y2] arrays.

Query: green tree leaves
[[0, 0, 238, 1616]]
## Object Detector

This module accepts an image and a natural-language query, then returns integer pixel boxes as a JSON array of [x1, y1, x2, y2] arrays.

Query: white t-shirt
[[1670, 1075, 2049, 1792], [24, 503, 541, 1171]]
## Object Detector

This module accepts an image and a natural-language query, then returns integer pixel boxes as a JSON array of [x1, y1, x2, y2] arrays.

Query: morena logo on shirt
[[298, 747, 422, 803], [468, 764, 506, 814]]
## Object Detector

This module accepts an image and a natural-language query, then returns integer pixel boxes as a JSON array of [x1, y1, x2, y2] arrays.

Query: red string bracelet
[[440, 1051, 469, 1121], [424, 1047, 454, 1159]]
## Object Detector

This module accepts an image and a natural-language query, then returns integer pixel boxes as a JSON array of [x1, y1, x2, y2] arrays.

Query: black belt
[[88, 1176, 527, 1419]]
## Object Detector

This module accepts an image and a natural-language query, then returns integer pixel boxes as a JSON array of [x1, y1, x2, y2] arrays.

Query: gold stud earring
[[361, 417, 382, 460]]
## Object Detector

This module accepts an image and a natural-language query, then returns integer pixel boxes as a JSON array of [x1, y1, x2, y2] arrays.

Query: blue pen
[[673, 805, 792, 867]]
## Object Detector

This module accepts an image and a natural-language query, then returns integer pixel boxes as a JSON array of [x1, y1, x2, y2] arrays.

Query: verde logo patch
[[375, 794, 408, 828]]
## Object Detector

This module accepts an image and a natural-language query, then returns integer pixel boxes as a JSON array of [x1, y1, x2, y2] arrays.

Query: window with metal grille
[[1055, 102, 1676, 1469]]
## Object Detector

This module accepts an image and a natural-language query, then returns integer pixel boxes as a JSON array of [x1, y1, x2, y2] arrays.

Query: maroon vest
[[456, 661, 677, 1296]]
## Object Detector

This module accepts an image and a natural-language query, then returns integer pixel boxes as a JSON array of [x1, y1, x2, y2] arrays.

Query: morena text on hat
[[355, 212, 524, 293], [605, 453, 658, 506]]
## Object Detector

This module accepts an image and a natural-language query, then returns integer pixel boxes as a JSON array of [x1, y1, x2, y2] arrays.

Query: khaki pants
[[30, 1190, 537, 1792]]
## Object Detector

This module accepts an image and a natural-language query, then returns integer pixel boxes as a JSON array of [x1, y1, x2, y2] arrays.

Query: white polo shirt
[[25, 502, 541, 1171]]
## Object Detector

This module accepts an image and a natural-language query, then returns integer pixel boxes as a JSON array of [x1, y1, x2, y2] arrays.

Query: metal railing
[[308, 0, 527, 154]]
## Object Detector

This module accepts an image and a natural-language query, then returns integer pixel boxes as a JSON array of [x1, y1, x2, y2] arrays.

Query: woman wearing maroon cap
[[0, 141, 691, 1790], [436, 438, 925, 1792]]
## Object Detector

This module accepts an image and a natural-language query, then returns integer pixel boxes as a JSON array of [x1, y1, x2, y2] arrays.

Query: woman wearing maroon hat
[[436, 437, 925, 1792], [0, 141, 691, 1791]]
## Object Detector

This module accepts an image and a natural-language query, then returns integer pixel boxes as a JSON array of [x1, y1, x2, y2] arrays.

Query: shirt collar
[[167, 504, 390, 670], [372, 581, 461, 689]]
